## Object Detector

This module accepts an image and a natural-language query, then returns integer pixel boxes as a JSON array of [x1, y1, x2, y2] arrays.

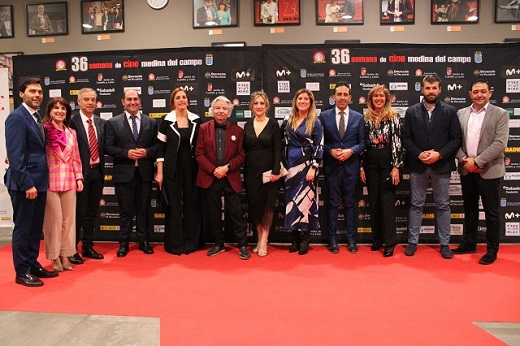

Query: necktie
[[215, 121, 227, 130], [338, 111, 345, 138], [130, 115, 139, 142], [87, 119, 99, 163], [34, 111, 45, 139]]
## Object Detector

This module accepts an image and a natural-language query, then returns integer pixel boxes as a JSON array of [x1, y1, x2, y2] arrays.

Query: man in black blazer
[[402, 75, 462, 259], [5, 78, 58, 286], [105, 89, 158, 257], [68, 88, 106, 264]]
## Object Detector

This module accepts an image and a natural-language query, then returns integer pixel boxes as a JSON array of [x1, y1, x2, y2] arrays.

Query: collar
[[336, 107, 349, 115], [164, 109, 200, 123], [470, 102, 489, 114], [80, 111, 95, 123], [125, 111, 140, 120], [22, 103, 38, 115]]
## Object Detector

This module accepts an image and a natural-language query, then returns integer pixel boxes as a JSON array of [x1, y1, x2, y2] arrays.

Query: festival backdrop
[[11, 43, 520, 244]]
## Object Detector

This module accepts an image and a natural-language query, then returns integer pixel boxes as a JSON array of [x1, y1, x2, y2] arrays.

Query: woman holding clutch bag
[[360, 84, 403, 257], [243, 91, 282, 257]]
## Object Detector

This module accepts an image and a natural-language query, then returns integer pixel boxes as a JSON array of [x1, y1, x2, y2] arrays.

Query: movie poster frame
[[0, 52, 23, 95], [26, 2, 68, 37], [254, 0, 301, 26], [431, 0, 480, 24], [315, 0, 364, 26], [495, 0, 520, 23], [380, 0, 415, 25], [80, 0, 125, 34], [193, 0, 239, 29], [0, 5, 14, 39]]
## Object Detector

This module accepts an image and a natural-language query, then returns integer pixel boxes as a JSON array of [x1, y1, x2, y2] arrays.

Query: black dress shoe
[[347, 239, 358, 253], [207, 244, 226, 256], [82, 247, 104, 259], [69, 253, 84, 265], [371, 243, 382, 251], [479, 252, 497, 265], [138, 240, 154, 254], [328, 239, 339, 254], [383, 246, 395, 257], [117, 242, 129, 257], [239, 246, 251, 260], [452, 245, 477, 254], [16, 273, 43, 287], [30, 266, 58, 278]]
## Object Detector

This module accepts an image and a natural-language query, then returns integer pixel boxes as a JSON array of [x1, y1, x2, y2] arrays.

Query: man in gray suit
[[452, 80, 509, 265]]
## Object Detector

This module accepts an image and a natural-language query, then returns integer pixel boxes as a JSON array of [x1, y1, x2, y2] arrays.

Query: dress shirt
[[80, 111, 100, 165], [466, 103, 488, 158], [215, 122, 226, 166], [335, 107, 349, 133], [125, 111, 141, 136]]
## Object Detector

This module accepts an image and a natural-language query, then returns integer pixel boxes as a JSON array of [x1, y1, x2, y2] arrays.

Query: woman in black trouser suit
[[360, 84, 403, 257]]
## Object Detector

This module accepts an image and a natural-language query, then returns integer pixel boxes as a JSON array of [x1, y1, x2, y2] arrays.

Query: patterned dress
[[282, 118, 323, 232]]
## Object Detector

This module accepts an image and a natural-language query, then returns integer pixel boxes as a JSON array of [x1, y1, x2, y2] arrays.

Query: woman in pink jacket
[[42, 97, 83, 272]]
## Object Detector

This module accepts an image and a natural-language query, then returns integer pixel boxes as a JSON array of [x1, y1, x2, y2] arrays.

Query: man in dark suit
[[105, 89, 158, 257], [452, 80, 509, 265], [197, 0, 217, 26], [319, 82, 365, 254], [402, 75, 462, 259], [5, 78, 58, 287], [29, 4, 54, 35], [68, 88, 106, 264], [195, 96, 250, 260]]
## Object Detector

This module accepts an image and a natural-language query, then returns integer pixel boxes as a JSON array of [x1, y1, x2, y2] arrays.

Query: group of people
[[4, 75, 508, 287], [83, 5, 123, 31], [324, 0, 356, 23], [196, 0, 232, 26]]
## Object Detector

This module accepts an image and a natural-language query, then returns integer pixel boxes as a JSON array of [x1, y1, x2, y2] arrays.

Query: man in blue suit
[[402, 75, 462, 259], [319, 83, 365, 253], [5, 78, 58, 287]]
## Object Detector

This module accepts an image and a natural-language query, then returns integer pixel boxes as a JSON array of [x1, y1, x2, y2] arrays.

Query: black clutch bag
[[383, 176, 394, 188], [157, 188, 169, 211]]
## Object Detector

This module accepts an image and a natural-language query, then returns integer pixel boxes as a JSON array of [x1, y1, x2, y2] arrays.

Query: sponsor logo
[[100, 225, 119, 231], [446, 83, 463, 91], [420, 226, 435, 234], [205, 54, 213, 66], [505, 212, 520, 219], [506, 79, 520, 93], [389, 82, 408, 91], [474, 51, 483, 64], [153, 225, 165, 233], [505, 222, 520, 236], [450, 224, 463, 235], [277, 80, 290, 93], [313, 51, 326, 63], [451, 213, 465, 219], [504, 68, 520, 77], [236, 81, 250, 96], [504, 172, 520, 180], [55, 60, 67, 71], [276, 69, 292, 78]]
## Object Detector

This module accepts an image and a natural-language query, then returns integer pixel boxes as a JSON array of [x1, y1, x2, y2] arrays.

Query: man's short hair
[[19, 78, 41, 93], [421, 75, 441, 87]]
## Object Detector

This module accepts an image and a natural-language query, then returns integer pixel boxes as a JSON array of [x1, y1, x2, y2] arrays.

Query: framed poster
[[495, 0, 520, 23], [26, 2, 68, 36], [316, 0, 364, 25], [380, 0, 415, 24], [0, 52, 23, 95], [254, 0, 301, 26], [0, 5, 14, 38], [193, 0, 239, 28], [81, 0, 125, 33], [431, 0, 479, 24]]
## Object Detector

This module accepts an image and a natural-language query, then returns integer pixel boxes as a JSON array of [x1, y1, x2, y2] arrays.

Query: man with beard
[[402, 75, 462, 259]]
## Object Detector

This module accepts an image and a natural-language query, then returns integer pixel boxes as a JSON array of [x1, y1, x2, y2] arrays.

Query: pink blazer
[[46, 127, 83, 192]]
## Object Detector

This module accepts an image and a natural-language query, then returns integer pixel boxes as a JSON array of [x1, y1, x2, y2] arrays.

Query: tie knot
[[87, 119, 92, 124]]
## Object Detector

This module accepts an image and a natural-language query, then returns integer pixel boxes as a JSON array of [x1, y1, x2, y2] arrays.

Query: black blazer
[[157, 110, 201, 179], [402, 100, 462, 174], [105, 112, 158, 183], [69, 113, 106, 180]]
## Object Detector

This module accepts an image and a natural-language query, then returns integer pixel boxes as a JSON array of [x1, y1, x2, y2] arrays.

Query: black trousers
[[460, 173, 501, 254], [115, 168, 151, 243], [364, 147, 397, 248], [75, 166, 103, 250], [204, 178, 247, 247]]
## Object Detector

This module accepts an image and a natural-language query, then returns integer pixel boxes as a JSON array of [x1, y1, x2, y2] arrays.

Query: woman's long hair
[[364, 84, 397, 123], [288, 88, 317, 135], [42, 97, 72, 127], [169, 87, 190, 111]]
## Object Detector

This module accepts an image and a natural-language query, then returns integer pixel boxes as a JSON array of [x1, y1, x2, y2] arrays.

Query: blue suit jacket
[[319, 107, 366, 175], [4, 105, 48, 192]]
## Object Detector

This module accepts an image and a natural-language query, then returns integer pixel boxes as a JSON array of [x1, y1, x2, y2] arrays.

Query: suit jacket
[[69, 113, 106, 180], [387, 0, 413, 19], [319, 107, 366, 175], [105, 112, 158, 183], [195, 120, 245, 193], [45, 126, 83, 192], [157, 110, 200, 179], [456, 104, 509, 179], [30, 14, 53, 34], [402, 100, 462, 174], [4, 105, 48, 192], [197, 5, 216, 26]]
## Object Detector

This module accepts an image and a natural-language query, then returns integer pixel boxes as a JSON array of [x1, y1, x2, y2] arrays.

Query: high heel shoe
[[51, 258, 63, 272], [60, 256, 73, 271], [258, 246, 268, 257]]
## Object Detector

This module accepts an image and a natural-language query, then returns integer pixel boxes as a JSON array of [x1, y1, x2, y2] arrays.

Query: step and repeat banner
[[11, 43, 520, 244]]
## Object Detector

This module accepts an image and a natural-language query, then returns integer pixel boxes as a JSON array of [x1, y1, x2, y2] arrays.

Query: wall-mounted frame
[[81, 0, 124, 34], [193, 0, 239, 28], [380, 0, 415, 24], [211, 41, 247, 47], [431, 0, 479, 24], [316, 0, 364, 25], [0, 52, 23, 95], [495, 0, 520, 23], [254, 0, 301, 26], [26, 2, 68, 36], [0, 5, 14, 38]]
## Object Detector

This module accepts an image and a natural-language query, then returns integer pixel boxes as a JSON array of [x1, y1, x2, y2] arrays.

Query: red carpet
[[1, 242, 519, 345]]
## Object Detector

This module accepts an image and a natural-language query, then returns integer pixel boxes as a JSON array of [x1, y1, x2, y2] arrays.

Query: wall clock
[[147, 0, 168, 10]]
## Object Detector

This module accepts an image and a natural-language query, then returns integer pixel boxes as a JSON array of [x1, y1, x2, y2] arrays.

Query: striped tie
[[87, 119, 99, 163], [131, 115, 139, 142]]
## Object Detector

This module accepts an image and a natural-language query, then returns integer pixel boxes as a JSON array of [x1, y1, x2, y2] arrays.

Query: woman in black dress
[[156, 88, 201, 255], [244, 91, 282, 257]]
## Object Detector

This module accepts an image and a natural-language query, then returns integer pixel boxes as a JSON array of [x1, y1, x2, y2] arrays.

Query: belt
[[89, 163, 100, 169]]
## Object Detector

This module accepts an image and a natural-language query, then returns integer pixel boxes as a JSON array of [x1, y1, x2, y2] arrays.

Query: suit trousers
[[75, 166, 103, 250], [460, 173, 501, 254], [43, 190, 77, 259], [9, 189, 46, 276], [204, 178, 247, 247], [326, 166, 359, 240], [364, 147, 397, 248], [115, 167, 152, 243]]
